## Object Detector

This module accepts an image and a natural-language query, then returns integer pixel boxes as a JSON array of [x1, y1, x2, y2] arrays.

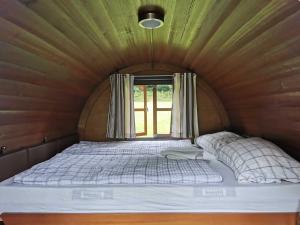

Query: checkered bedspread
[[63, 140, 192, 156], [13, 153, 222, 185]]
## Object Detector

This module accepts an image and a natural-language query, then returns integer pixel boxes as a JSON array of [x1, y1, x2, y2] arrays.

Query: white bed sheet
[[1, 160, 300, 213], [63, 140, 193, 155]]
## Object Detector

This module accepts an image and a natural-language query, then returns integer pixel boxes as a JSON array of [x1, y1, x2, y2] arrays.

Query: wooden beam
[[1, 213, 298, 225]]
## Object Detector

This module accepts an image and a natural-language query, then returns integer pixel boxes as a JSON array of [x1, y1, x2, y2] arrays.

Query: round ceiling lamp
[[138, 6, 164, 29]]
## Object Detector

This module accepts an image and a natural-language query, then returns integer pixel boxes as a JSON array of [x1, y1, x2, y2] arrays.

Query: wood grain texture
[[78, 78, 111, 140], [0, 0, 299, 158], [1, 213, 298, 225], [79, 64, 229, 140]]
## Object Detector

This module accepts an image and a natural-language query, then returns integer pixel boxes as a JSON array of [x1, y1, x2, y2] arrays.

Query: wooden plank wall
[[192, 1, 300, 160], [0, 0, 99, 153], [0, 0, 299, 159]]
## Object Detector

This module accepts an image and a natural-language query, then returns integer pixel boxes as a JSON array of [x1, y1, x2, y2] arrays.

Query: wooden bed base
[[1, 213, 298, 225]]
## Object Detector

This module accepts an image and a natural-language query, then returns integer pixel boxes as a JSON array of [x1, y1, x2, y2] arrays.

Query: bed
[[0, 140, 299, 225]]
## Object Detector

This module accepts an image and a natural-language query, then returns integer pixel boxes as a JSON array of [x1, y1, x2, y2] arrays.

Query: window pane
[[157, 111, 171, 134], [134, 85, 144, 109], [134, 101, 144, 109], [146, 85, 154, 137], [146, 85, 154, 99], [135, 111, 145, 134], [157, 85, 172, 108]]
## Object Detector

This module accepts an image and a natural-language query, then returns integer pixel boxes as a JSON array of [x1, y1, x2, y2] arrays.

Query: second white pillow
[[195, 131, 244, 156]]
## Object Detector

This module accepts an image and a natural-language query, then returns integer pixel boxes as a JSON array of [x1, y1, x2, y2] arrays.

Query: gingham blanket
[[63, 140, 192, 156], [13, 154, 222, 185]]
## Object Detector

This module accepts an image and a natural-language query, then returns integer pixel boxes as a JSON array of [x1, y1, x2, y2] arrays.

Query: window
[[153, 85, 172, 136], [134, 76, 173, 137], [134, 85, 147, 136]]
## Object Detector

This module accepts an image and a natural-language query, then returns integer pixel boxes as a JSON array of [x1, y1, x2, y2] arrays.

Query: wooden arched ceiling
[[0, 0, 299, 158]]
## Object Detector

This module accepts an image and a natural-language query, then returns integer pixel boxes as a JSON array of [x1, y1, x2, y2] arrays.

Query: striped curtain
[[171, 72, 199, 138], [107, 74, 136, 139]]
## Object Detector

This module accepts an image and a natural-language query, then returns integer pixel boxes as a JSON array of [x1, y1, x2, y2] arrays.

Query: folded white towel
[[203, 150, 217, 160], [160, 147, 203, 160]]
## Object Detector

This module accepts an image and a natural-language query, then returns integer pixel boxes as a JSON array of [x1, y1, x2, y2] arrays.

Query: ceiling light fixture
[[138, 6, 164, 29]]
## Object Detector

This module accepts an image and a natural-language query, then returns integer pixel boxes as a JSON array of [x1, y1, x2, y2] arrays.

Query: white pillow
[[194, 131, 243, 156], [218, 137, 300, 184]]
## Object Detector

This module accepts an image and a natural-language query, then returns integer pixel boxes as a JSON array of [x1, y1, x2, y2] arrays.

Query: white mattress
[[1, 160, 300, 213]]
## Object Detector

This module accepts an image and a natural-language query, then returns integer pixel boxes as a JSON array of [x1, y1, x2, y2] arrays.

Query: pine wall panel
[[0, 0, 299, 159]]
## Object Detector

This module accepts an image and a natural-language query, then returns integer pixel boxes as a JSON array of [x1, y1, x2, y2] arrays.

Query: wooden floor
[[1, 213, 298, 225]]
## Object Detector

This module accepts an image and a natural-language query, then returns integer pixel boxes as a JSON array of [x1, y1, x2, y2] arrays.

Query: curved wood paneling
[[197, 79, 229, 134], [0, 0, 97, 152], [0, 0, 299, 158], [79, 64, 229, 140], [78, 78, 111, 141]]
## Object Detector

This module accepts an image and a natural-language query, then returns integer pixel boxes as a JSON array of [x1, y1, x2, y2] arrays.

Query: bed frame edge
[[1, 212, 298, 225]]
